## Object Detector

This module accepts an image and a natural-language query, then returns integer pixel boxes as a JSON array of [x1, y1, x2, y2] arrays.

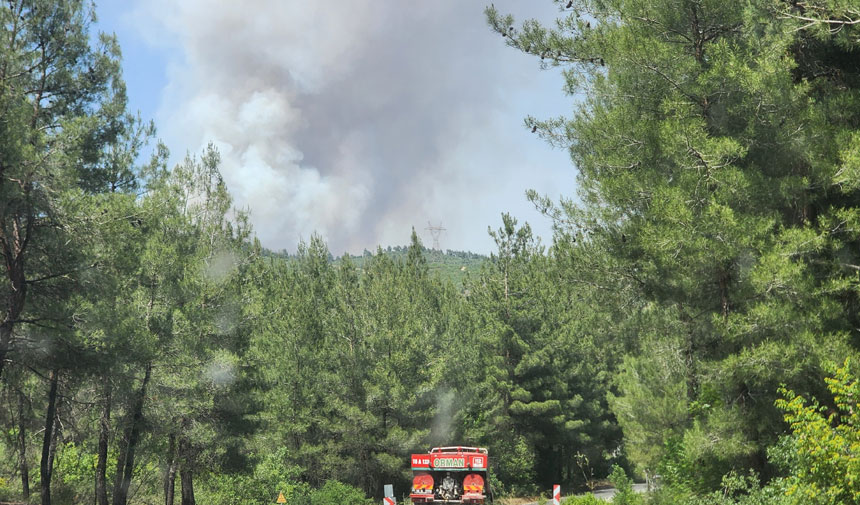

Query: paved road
[[523, 483, 648, 504], [589, 483, 648, 501]]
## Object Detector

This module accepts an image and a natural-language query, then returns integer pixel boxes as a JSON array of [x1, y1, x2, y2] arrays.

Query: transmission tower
[[425, 221, 446, 251]]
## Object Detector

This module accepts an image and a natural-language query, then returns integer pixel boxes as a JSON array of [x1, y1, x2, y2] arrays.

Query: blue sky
[[94, 1, 579, 255]]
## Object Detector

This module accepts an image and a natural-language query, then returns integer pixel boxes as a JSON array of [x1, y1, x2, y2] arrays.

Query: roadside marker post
[[553, 484, 560, 505], [383, 484, 395, 505]]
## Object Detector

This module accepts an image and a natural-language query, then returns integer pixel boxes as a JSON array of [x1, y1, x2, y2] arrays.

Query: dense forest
[[2, 1, 860, 505], [264, 247, 488, 288]]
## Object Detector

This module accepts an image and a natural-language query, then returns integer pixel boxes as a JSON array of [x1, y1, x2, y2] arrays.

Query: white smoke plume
[[431, 389, 457, 446], [129, 1, 571, 254]]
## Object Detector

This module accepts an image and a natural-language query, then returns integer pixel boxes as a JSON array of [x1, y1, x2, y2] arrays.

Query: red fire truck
[[410, 447, 489, 504]]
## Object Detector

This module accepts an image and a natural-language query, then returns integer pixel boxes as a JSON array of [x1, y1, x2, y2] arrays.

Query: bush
[[54, 442, 99, 505], [198, 474, 371, 505], [643, 484, 695, 505], [775, 359, 860, 505], [561, 493, 604, 505], [643, 469, 794, 505], [495, 435, 538, 495], [309, 480, 373, 505], [608, 464, 641, 505], [196, 448, 309, 505], [0, 476, 15, 502]]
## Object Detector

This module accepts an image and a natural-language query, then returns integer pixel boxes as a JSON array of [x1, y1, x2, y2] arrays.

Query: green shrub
[[643, 470, 792, 505], [53, 442, 99, 504], [0, 476, 15, 502], [495, 435, 537, 495], [643, 484, 695, 505], [609, 464, 641, 505], [309, 480, 373, 505], [561, 493, 604, 505], [196, 448, 309, 505], [775, 359, 860, 505]]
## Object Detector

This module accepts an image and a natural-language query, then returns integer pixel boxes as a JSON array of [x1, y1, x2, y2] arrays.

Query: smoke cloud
[[431, 389, 457, 446], [130, 1, 572, 254]]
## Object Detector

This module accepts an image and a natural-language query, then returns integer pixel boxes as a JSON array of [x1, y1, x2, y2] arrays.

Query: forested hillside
[[2, 1, 860, 505], [263, 246, 488, 288]]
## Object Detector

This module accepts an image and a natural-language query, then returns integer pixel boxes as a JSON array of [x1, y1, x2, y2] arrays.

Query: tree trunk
[[111, 429, 128, 505], [96, 376, 111, 505], [112, 363, 152, 505], [178, 425, 195, 505], [0, 237, 28, 380], [18, 390, 29, 499], [179, 441, 195, 505], [718, 267, 731, 320], [40, 369, 59, 505], [164, 433, 177, 505], [47, 409, 59, 487], [0, 322, 14, 380], [179, 467, 195, 505]]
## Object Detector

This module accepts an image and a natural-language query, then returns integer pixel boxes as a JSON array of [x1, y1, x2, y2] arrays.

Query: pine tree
[[490, 0, 860, 489]]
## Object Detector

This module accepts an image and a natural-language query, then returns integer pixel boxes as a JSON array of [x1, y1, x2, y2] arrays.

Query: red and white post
[[553, 484, 561, 505], [383, 497, 395, 505]]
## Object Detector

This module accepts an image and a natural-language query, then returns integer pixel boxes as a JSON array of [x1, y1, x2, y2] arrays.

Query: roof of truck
[[429, 446, 488, 454]]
